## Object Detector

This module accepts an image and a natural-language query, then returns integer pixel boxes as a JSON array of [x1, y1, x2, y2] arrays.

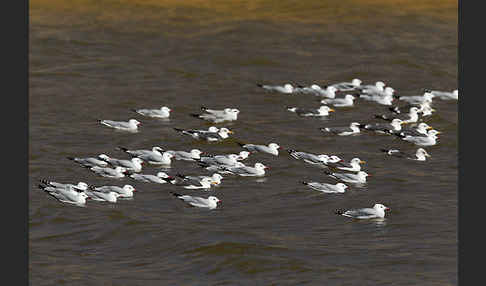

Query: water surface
[[29, 1, 457, 285]]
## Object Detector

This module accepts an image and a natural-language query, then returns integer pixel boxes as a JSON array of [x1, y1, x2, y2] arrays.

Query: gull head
[[284, 84, 294, 92], [269, 143, 280, 150], [351, 78, 362, 87], [123, 185, 136, 193], [255, 163, 269, 170], [128, 119, 141, 126], [319, 105, 335, 114], [208, 196, 222, 208], [157, 172, 170, 178]]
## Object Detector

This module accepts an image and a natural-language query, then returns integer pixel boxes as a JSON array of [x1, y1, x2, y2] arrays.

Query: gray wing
[[198, 132, 223, 141], [292, 108, 319, 116], [322, 126, 354, 135], [343, 208, 377, 219], [364, 123, 392, 132], [93, 186, 121, 192], [102, 120, 130, 128], [178, 195, 209, 207]]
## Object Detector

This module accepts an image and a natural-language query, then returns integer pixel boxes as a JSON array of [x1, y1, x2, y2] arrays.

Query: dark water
[[29, 1, 458, 285]]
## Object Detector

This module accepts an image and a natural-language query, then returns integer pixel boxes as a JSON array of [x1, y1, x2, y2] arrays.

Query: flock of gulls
[[38, 79, 457, 220]]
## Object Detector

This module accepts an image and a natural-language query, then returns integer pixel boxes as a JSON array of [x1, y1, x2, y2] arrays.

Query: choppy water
[[29, 1, 458, 285]]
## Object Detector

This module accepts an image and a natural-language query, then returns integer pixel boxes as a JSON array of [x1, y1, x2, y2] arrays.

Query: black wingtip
[[335, 209, 345, 215], [189, 113, 201, 118], [170, 192, 182, 197], [236, 142, 246, 147], [117, 146, 129, 152], [287, 149, 296, 153], [173, 127, 184, 132], [256, 83, 264, 87], [380, 148, 389, 153], [302, 181, 308, 185], [201, 106, 208, 111], [323, 169, 333, 175], [66, 157, 75, 161], [130, 108, 138, 113], [358, 124, 367, 129]]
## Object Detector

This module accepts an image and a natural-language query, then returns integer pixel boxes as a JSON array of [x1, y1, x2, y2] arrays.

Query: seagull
[[90, 166, 127, 178], [98, 154, 144, 172], [320, 122, 361, 136], [375, 107, 420, 124], [257, 83, 295, 94], [287, 105, 335, 117], [116, 146, 163, 158], [99, 119, 140, 132], [336, 158, 366, 172], [325, 170, 369, 184], [309, 85, 339, 98], [330, 78, 362, 91], [66, 156, 109, 168], [135, 152, 174, 165], [397, 129, 440, 146], [395, 122, 433, 137], [167, 176, 216, 190], [321, 94, 356, 107], [203, 162, 246, 174], [85, 189, 121, 203], [335, 203, 390, 219], [399, 92, 435, 105], [221, 162, 269, 177], [190, 107, 239, 123], [165, 149, 203, 161], [171, 193, 221, 209], [88, 184, 136, 198], [39, 183, 89, 206], [381, 147, 431, 161], [174, 127, 234, 142], [198, 154, 240, 167], [129, 172, 173, 184], [302, 181, 348, 193], [180, 173, 224, 186], [238, 142, 281, 156], [360, 118, 404, 134], [359, 87, 395, 105], [39, 180, 88, 191], [426, 89, 458, 100], [132, 106, 171, 118], [356, 81, 386, 93], [287, 149, 331, 165]]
